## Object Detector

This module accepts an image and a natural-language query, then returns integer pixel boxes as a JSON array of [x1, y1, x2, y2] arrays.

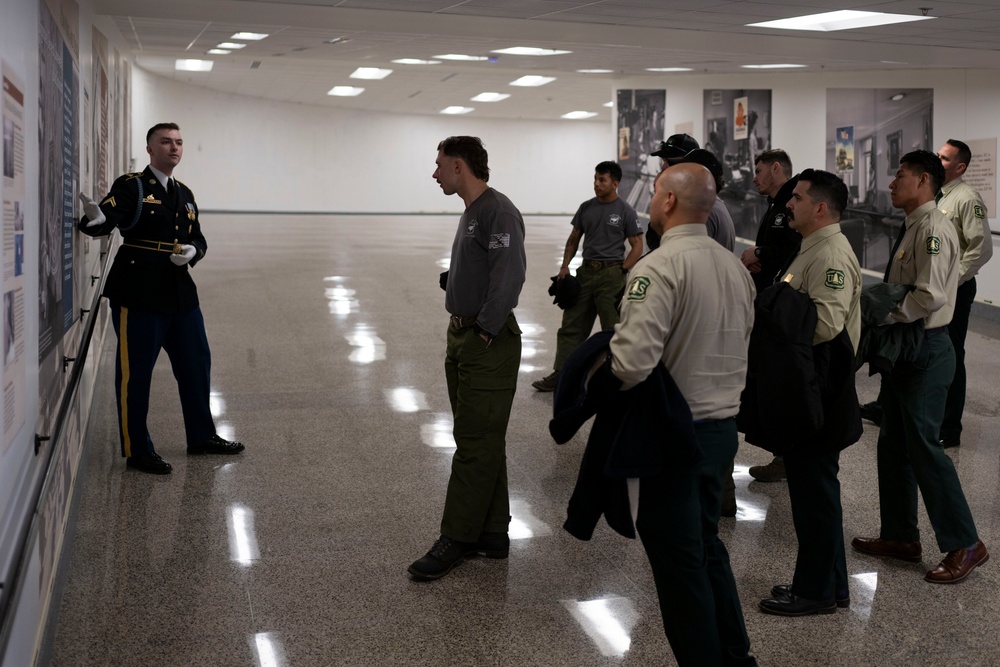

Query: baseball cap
[[677, 148, 723, 182], [651, 133, 700, 163]]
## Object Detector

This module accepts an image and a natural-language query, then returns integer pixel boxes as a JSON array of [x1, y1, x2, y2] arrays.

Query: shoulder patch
[[626, 276, 651, 301], [926, 236, 941, 255], [824, 269, 845, 290], [974, 204, 985, 219]]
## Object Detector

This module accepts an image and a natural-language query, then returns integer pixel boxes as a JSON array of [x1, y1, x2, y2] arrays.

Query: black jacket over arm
[[550, 331, 698, 541], [737, 282, 862, 455]]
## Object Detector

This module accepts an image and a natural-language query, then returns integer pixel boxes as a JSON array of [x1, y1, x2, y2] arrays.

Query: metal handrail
[[0, 237, 115, 660]]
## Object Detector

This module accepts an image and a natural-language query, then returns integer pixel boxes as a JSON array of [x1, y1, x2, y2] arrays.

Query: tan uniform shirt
[[885, 201, 959, 329], [781, 223, 862, 351], [937, 176, 993, 285], [610, 224, 755, 420]]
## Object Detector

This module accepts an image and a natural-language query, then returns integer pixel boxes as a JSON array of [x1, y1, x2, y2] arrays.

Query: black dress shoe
[[187, 434, 245, 455], [939, 436, 960, 449], [759, 593, 836, 617], [126, 452, 172, 475], [771, 584, 849, 608], [408, 536, 476, 580], [475, 532, 510, 558]]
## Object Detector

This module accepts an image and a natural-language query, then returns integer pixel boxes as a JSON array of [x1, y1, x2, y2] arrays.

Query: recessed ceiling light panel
[[433, 54, 489, 61], [562, 111, 598, 120], [393, 58, 442, 65], [207, 49, 231, 55], [231, 32, 268, 40], [471, 92, 511, 102], [350, 67, 392, 80], [747, 10, 934, 32], [441, 106, 474, 115], [327, 86, 365, 97], [741, 64, 808, 69], [175, 59, 213, 72], [216, 42, 247, 49], [577, 69, 614, 74], [491, 47, 571, 56], [646, 67, 693, 72], [510, 75, 556, 87]]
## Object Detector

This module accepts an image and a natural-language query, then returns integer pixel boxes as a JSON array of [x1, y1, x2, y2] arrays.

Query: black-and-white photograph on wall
[[826, 88, 933, 273], [615, 89, 665, 214], [703, 89, 772, 238]]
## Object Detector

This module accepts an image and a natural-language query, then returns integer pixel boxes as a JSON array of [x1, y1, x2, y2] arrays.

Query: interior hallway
[[50, 213, 1000, 666]]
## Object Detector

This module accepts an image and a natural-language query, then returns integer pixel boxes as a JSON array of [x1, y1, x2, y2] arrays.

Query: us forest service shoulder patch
[[974, 205, 986, 219], [926, 236, 941, 255], [824, 269, 845, 290], [626, 276, 651, 301]]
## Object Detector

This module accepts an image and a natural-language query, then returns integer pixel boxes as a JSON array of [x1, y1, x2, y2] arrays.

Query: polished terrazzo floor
[[50, 213, 1000, 666]]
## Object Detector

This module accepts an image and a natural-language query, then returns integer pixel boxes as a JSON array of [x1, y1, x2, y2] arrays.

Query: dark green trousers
[[784, 448, 847, 602], [636, 419, 757, 667], [554, 265, 624, 370], [441, 313, 521, 542], [877, 332, 979, 552], [941, 277, 976, 442]]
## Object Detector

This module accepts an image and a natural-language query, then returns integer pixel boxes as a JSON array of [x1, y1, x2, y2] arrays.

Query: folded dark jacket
[[551, 331, 698, 540], [548, 274, 580, 310], [855, 282, 923, 375]]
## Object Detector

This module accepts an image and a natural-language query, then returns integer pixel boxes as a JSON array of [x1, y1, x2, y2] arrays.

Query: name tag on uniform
[[782, 272, 794, 282]]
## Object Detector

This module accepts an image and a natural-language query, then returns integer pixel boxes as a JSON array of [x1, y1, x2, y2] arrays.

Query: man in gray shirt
[[409, 136, 526, 581], [532, 161, 642, 392]]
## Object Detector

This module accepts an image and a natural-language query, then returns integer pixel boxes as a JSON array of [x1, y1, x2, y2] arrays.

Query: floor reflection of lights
[[209, 391, 226, 419], [732, 465, 767, 521], [385, 386, 429, 413], [346, 324, 386, 364], [252, 632, 286, 667], [323, 276, 358, 317], [421, 413, 455, 448], [216, 422, 236, 442], [227, 503, 260, 567], [508, 498, 552, 540], [436, 257, 450, 270], [562, 596, 638, 658], [850, 572, 878, 620]]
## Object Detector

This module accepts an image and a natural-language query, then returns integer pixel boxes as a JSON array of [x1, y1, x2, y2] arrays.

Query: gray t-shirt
[[572, 197, 641, 261], [707, 197, 736, 252], [445, 188, 526, 335]]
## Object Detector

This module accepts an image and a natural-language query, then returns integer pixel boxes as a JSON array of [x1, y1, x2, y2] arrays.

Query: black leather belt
[[582, 259, 623, 270], [449, 315, 478, 331], [925, 326, 948, 337], [122, 238, 182, 254]]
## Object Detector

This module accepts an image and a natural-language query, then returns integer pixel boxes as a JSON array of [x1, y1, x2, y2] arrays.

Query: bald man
[[610, 164, 758, 666]]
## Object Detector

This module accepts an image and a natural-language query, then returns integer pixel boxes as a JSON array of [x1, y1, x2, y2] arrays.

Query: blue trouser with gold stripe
[[111, 303, 216, 457]]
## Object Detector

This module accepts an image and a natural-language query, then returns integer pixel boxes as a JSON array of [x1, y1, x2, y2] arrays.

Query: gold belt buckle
[[172, 243, 182, 254]]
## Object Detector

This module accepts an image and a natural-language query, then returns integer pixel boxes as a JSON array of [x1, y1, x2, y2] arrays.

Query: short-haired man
[[852, 150, 989, 585], [78, 123, 245, 475], [935, 139, 993, 448], [409, 136, 526, 580], [532, 161, 642, 392], [756, 169, 861, 616], [611, 163, 757, 665], [742, 149, 800, 483]]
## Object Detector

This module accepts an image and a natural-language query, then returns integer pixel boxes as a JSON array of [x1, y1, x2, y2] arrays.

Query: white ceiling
[[95, 0, 1000, 122]]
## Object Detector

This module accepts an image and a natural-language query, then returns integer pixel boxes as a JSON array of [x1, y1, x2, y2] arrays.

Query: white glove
[[79, 192, 106, 227], [170, 244, 197, 266]]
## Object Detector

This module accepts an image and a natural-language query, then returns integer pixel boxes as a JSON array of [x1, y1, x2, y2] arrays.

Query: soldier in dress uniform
[[78, 122, 244, 475]]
